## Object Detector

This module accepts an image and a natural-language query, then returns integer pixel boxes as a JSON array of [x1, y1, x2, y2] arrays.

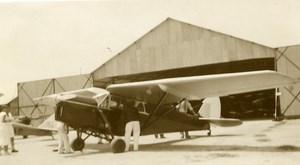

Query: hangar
[[15, 18, 300, 125]]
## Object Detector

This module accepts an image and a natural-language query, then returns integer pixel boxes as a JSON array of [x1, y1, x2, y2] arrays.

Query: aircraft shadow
[[140, 135, 300, 153], [63, 133, 300, 158], [64, 134, 242, 157], [140, 144, 300, 153]]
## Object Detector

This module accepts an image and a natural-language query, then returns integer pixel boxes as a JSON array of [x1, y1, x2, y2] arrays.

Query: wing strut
[[141, 92, 168, 130], [142, 98, 185, 130]]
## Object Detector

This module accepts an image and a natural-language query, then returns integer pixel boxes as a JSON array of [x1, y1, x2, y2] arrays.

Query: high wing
[[106, 70, 299, 104], [107, 70, 299, 128]]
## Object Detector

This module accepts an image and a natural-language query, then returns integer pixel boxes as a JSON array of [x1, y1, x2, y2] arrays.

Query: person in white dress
[[0, 105, 12, 155], [7, 109, 18, 153]]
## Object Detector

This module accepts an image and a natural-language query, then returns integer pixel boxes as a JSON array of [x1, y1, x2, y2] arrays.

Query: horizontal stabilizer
[[198, 118, 242, 127]]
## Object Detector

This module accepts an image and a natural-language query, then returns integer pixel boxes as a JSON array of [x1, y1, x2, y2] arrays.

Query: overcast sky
[[1, 0, 300, 103]]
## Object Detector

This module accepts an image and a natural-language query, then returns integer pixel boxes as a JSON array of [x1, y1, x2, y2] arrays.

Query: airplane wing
[[12, 114, 58, 137], [107, 70, 299, 104], [12, 122, 56, 136]]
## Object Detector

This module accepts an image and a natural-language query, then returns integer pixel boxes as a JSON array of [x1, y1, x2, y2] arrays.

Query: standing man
[[56, 120, 72, 154], [124, 100, 140, 152], [177, 99, 197, 139], [54, 103, 72, 154]]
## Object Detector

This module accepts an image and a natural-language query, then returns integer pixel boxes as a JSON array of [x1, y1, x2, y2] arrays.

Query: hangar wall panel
[[276, 45, 300, 117], [18, 74, 93, 126], [93, 18, 274, 81]]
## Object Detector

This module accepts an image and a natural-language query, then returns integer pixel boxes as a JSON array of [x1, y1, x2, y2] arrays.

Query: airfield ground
[[1, 119, 300, 165]]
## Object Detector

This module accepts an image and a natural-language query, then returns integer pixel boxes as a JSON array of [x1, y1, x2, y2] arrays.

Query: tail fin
[[198, 97, 221, 118]]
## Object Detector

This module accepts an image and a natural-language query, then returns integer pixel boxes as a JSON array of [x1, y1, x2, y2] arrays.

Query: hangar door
[[276, 46, 300, 117]]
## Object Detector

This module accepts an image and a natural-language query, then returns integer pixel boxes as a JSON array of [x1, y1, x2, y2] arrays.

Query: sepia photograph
[[0, 0, 300, 164]]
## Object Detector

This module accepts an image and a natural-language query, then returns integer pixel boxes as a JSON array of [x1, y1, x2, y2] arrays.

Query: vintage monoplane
[[35, 70, 299, 153]]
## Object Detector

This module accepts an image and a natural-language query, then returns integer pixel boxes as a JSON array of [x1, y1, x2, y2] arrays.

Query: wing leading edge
[[107, 70, 299, 104]]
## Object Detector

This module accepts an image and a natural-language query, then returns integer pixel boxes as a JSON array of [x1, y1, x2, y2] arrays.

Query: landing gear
[[71, 138, 85, 151], [110, 138, 126, 153], [207, 130, 211, 136]]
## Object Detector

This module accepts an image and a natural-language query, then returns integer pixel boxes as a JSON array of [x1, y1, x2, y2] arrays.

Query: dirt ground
[[1, 119, 300, 165]]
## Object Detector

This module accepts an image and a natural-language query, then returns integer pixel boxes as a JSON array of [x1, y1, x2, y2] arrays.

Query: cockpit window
[[94, 92, 109, 107]]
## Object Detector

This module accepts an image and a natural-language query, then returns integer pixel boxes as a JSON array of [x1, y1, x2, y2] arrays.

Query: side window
[[99, 96, 110, 109], [56, 105, 64, 116], [109, 100, 118, 108], [136, 101, 148, 115], [137, 102, 144, 112], [95, 92, 109, 107], [109, 95, 124, 110]]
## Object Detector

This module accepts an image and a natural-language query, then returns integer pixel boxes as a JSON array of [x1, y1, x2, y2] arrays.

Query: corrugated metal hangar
[[17, 74, 93, 125], [15, 18, 300, 125]]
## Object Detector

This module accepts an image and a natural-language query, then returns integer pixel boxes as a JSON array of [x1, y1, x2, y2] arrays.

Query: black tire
[[110, 138, 126, 153], [71, 138, 85, 151]]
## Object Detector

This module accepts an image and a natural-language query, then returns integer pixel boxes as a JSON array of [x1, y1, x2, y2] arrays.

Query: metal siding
[[93, 18, 274, 81], [54, 74, 93, 93], [18, 74, 93, 126]]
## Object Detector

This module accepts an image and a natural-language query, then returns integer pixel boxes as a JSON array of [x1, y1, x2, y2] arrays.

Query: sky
[[1, 0, 300, 104]]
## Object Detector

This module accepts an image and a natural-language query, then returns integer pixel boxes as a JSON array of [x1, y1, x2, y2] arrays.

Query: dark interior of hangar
[[94, 57, 277, 119], [221, 89, 277, 119], [190, 89, 277, 120]]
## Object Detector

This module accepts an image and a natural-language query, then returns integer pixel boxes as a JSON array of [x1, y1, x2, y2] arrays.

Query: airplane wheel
[[71, 138, 85, 151], [110, 138, 126, 153]]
